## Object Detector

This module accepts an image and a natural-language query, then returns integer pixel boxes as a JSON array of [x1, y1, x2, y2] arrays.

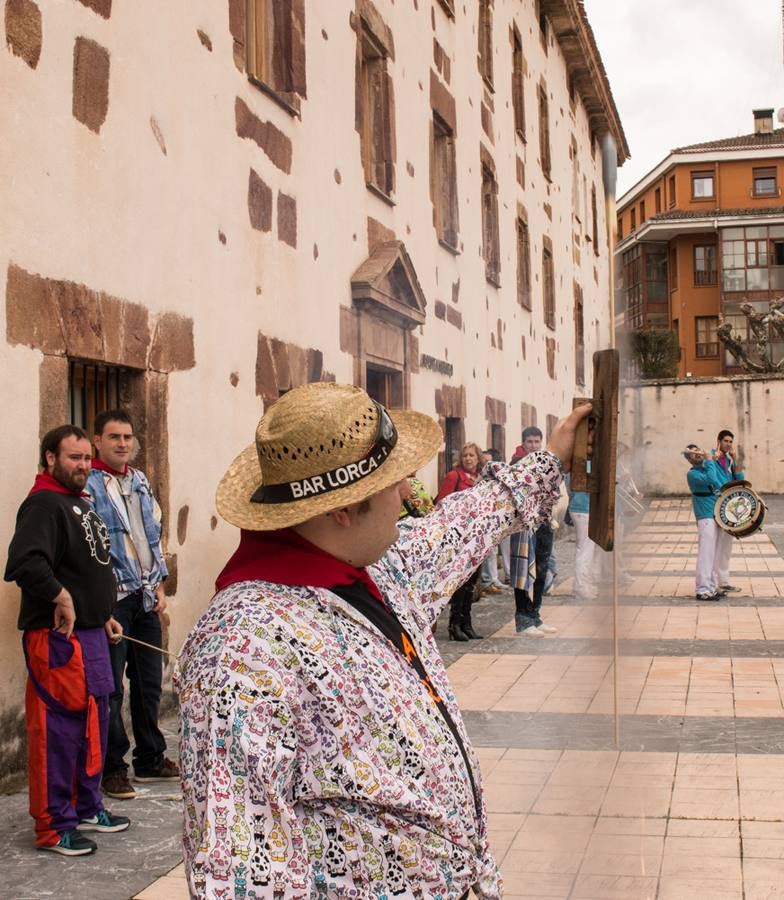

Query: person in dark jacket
[[4, 425, 129, 856]]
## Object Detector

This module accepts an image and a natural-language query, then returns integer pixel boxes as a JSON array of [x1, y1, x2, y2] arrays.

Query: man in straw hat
[[177, 382, 590, 897]]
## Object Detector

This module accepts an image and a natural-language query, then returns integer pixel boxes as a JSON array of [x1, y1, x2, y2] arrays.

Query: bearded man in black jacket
[[5, 425, 130, 857]]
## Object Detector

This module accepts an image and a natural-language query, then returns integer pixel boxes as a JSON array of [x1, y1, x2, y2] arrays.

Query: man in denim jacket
[[87, 410, 179, 800]]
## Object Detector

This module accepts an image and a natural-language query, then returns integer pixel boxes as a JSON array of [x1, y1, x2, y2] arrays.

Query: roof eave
[[541, 0, 630, 164]]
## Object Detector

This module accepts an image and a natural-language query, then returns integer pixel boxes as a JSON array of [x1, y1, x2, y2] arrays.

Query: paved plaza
[[4, 497, 784, 898]]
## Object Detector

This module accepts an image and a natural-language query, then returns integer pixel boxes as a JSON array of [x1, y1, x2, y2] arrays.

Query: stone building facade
[[0, 0, 626, 775]]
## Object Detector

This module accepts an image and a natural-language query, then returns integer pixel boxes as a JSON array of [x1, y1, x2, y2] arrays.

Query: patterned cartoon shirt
[[176, 451, 563, 898]]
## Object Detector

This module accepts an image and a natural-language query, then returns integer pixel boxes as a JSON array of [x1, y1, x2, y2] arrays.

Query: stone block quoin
[[72, 36, 110, 133], [5, 263, 195, 374], [5, 0, 42, 69]]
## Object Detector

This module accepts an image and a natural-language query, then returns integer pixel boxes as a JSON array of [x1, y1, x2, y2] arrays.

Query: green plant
[[629, 328, 680, 379]]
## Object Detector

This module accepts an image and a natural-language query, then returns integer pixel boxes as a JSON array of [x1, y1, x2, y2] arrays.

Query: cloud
[[583, 0, 783, 193]]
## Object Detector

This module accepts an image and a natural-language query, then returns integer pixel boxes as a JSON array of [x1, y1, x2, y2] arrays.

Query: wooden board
[[569, 349, 619, 551]]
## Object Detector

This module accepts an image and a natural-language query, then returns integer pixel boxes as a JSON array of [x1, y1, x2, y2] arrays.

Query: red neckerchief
[[28, 471, 89, 497], [90, 458, 128, 477], [215, 527, 384, 604]]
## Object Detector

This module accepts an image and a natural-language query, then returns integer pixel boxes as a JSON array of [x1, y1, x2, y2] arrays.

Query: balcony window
[[693, 244, 717, 286], [695, 316, 719, 358]]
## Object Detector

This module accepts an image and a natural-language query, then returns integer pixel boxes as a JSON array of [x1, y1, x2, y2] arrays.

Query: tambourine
[[713, 480, 766, 538]]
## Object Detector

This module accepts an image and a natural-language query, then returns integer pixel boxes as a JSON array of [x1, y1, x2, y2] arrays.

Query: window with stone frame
[[574, 284, 585, 385], [537, 2, 548, 52], [630, 207, 636, 231], [481, 151, 501, 285], [366, 364, 403, 407], [478, 0, 494, 89], [695, 315, 719, 358], [444, 416, 464, 470], [542, 238, 555, 330], [640, 199, 646, 223], [668, 174, 676, 208], [571, 137, 581, 222], [358, 15, 395, 199], [435, 0, 455, 18], [591, 185, 599, 254], [490, 423, 505, 462], [433, 112, 459, 250], [655, 186, 662, 213], [511, 25, 525, 140], [538, 81, 551, 179], [520, 402, 537, 434], [516, 213, 532, 309], [693, 243, 717, 286], [68, 360, 129, 431], [246, 0, 306, 112]]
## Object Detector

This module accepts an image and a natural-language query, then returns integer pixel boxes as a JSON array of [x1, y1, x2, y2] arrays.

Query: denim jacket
[[87, 467, 168, 611]]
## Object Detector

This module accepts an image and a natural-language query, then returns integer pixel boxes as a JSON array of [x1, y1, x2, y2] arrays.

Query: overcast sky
[[583, 0, 784, 198]]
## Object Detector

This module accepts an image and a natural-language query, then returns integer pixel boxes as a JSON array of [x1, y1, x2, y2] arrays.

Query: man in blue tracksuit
[[684, 444, 725, 600], [706, 429, 745, 594]]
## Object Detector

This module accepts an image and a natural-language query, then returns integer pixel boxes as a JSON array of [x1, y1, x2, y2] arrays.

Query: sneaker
[[102, 771, 136, 800], [520, 625, 544, 637], [536, 622, 558, 634], [719, 584, 741, 593], [695, 591, 721, 601], [39, 829, 97, 856], [133, 756, 180, 783], [77, 809, 131, 833], [483, 584, 502, 595]]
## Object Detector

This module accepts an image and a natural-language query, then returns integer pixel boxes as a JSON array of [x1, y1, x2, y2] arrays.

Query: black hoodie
[[5, 489, 116, 630]]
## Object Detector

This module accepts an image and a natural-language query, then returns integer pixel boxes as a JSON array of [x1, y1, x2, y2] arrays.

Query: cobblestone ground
[[4, 497, 784, 899]]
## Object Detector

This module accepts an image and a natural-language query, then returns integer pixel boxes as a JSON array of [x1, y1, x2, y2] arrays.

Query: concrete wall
[[620, 375, 784, 495]]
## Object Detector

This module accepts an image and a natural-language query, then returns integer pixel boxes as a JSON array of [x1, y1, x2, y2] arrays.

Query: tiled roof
[[649, 207, 784, 222], [673, 129, 784, 153]]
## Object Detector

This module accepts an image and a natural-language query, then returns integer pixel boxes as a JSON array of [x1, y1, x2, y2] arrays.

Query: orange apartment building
[[616, 109, 784, 377]]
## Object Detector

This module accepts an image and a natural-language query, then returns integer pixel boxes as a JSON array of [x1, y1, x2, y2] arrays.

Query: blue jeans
[[515, 523, 554, 628], [105, 591, 167, 775]]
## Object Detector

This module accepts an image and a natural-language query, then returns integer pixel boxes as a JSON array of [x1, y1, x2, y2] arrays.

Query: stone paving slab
[[1, 723, 182, 900]]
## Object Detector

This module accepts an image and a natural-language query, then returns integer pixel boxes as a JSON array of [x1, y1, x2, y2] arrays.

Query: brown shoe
[[101, 771, 136, 800], [133, 756, 180, 783]]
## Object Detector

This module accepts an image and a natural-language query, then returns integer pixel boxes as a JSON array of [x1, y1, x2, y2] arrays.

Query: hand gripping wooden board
[[569, 349, 619, 551]]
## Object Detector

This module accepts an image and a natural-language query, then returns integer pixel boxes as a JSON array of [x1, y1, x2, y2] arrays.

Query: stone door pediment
[[350, 240, 426, 329]]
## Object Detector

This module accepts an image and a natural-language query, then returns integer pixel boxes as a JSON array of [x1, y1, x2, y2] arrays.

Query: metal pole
[[602, 132, 620, 749]]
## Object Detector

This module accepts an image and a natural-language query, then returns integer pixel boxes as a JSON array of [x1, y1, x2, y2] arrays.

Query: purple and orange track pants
[[23, 627, 112, 847]]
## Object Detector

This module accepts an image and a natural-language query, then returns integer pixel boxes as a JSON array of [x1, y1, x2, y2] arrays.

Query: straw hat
[[216, 382, 443, 530]]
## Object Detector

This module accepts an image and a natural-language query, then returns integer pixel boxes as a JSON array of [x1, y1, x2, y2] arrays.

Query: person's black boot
[[448, 596, 470, 641], [461, 595, 484, 640]]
